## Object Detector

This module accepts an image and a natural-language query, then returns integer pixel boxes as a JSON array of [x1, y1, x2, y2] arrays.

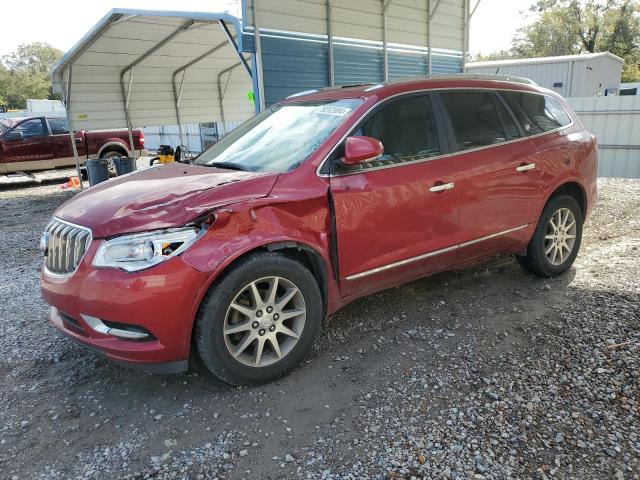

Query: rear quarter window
[[501, 92, 572, 135]]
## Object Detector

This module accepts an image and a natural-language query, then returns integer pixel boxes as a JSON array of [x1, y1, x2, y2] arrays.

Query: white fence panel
[[567, 96, 640, 179]]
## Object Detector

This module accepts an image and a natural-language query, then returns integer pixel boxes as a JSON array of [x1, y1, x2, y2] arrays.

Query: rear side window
[[501, 92, 572, 134], [48, 118, 69, 135], [357, 94, 440, 162], [440, 92, 509, 151]]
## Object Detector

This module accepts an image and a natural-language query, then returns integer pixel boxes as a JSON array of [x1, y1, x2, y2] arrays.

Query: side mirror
[[4, 130, 23, 142], [343, 136, 384, 166]]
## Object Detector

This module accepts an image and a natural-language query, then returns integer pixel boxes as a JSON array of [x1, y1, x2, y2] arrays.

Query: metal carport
[[51, 9, 254, 188]]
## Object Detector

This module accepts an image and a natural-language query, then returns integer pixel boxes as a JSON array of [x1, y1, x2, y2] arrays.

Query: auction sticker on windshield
[[313, 105, 352, 116]]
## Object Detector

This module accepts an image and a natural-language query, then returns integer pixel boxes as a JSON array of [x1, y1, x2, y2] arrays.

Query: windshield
[[195, 98, 362, 172]]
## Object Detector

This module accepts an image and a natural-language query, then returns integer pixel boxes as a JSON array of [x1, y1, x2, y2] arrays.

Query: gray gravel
[[0, 177, 638, 479]]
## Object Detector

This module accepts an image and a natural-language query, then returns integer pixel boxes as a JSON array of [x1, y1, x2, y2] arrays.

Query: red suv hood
[[55, 163, 278, 238]]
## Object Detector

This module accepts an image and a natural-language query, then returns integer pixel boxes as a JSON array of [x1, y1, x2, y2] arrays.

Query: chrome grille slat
[[66, 229, 78, 271], [44, 218, 92, 275]]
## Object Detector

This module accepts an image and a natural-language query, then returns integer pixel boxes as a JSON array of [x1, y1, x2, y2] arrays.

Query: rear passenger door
[[438, 90, 541, 259]]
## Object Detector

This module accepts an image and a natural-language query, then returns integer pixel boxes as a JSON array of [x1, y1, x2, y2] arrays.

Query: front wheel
[[195, 252, 322, 385], [517, 194, 583, 277]]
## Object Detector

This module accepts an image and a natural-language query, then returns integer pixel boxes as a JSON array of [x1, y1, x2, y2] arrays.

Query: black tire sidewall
[[528, 195, 583, 277], [195, 252, 322, 386]]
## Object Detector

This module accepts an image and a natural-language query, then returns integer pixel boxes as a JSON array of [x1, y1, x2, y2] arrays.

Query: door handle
[[516, 163, 536, 172], [429, 182, 455, 193]]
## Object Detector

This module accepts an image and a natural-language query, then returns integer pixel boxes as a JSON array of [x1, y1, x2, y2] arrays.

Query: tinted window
[[48, 118, 69, 135], [15, 118, 46, 139], [501, 92, 572, 134], [357, 95, 440, 162], [441, 92, 507, 150]]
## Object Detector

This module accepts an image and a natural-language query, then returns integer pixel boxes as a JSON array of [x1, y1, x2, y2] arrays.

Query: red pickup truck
[[0, 116, 145, 174]]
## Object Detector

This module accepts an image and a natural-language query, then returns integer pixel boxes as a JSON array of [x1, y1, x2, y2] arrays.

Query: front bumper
[[41, 241, 209, 371]]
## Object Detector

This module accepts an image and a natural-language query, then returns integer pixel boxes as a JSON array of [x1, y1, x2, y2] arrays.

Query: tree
[[0, 42, 63, 109], [512, 0, 640, 81]]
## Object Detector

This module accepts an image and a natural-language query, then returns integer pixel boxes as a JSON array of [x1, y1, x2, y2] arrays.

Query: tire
[[517, 194, 583, 277], [100, 150, 124, 177], [195, 251, 322, 386]]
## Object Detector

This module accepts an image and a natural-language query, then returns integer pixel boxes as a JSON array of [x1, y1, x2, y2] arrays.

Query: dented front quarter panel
[[181, 170, 343, 314]]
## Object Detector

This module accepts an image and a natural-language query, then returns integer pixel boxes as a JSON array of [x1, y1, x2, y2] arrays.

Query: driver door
[[1, 118, 51, 171], [329, 94, 461, 299]]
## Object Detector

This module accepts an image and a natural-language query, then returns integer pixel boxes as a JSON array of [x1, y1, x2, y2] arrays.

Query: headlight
[[92, 227, 203, 272]]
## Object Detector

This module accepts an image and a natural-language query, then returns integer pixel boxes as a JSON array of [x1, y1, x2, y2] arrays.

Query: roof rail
[[385, 73, 538, 86]]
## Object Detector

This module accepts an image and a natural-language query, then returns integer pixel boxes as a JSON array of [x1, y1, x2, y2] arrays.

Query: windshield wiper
[[207, 161, 250, 172]]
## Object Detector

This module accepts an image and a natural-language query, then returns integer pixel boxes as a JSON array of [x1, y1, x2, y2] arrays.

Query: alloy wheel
[[544, 207, 577, 266], [223, 276, 306, 367]]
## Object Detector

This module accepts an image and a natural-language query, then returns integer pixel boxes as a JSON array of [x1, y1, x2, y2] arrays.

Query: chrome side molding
[[345, 224, 529, 281]]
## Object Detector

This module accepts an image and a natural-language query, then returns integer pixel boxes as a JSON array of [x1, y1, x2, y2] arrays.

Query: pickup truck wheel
[[195, 252, 322, 386], [101, 151, 123, 176], [517, 194, 583, 277]]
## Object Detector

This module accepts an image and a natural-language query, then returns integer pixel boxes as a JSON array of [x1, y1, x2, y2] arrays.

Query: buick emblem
[[40, 232, 49, 257]]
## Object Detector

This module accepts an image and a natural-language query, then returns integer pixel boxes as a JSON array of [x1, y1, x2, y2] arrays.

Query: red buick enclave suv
[[40, 76, 598, 385]]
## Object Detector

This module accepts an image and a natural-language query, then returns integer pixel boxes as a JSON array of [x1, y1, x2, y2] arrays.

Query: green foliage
[[472, 50, 518, 62], [482, 1, 640, 82], [0, 42, 63, 110]]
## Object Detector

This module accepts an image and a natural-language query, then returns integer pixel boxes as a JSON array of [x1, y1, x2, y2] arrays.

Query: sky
[[0, 0, 535, 59]]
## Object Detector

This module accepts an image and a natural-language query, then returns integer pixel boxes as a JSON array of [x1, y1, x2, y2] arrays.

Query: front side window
[[15, 118, 47, 139], [48, 118, 69, 135], [356, 95, 440, 162], [501, 92, 572, 134], [441, 92, 507, 151], [194, 99, 362, 173]]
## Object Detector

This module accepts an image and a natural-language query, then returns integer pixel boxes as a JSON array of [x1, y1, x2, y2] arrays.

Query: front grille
[[44, 218, 92, 275]]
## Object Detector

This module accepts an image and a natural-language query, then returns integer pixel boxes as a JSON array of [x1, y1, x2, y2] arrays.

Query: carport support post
[[327, 0, 335, 86], [382, 0, 391, 81], [463, 0, 482, 71], [64, 65, 84, 190], [462, 0, 469, 71], [252, 1, 266, 112], [427, 0, 432, 76], [217, 63, 241, 137]]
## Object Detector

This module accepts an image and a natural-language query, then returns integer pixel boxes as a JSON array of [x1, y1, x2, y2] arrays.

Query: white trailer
[[26, 99, 66, 113], [466, 52, 624, 97]]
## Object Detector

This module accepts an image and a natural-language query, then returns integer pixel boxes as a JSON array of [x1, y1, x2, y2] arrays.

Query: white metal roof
[[467, 52, 625, 69], [51, 9, 255, 131], [244, 0, 466, 51]]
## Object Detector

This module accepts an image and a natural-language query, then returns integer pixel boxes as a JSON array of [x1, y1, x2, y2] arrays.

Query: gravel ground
[[0, 177, 638, 480]]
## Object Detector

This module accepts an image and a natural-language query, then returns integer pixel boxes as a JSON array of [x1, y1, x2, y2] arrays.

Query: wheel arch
[[547, 181, 587, 219], [98, 141, 130, 158], [187, 240, 330, 356]]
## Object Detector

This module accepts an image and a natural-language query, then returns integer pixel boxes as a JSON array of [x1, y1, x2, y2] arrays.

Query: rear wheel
[[517, 194, 583, 277], [195, 252, 322, 385]]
